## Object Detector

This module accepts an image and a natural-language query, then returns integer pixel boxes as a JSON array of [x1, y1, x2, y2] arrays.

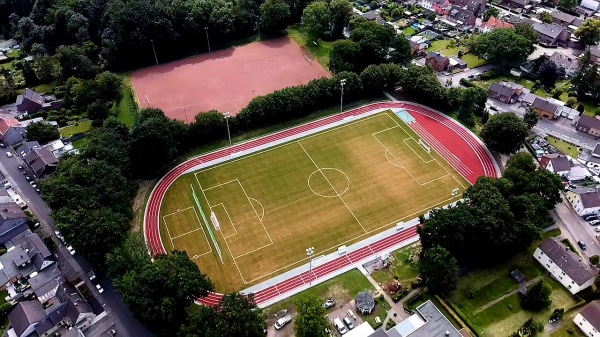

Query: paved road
[[438, 64, 497, 88], [552, 200, 600, 258], [0, 148, 152, 337]]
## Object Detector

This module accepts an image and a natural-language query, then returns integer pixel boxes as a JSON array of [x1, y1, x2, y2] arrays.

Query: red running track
[[143, 102, 500, 307]]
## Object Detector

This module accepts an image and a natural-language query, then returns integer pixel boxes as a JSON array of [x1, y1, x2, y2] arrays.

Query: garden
[[427, 39, 486, 68]]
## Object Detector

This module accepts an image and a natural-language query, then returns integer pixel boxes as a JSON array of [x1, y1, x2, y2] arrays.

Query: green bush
[[459, 78, 477, 88], [479, 70, 497, 80], [590, 255, 599, 266]]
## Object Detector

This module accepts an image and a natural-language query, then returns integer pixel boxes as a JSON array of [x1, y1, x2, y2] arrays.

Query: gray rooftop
[[488, 82, 520, 98], [577, 114, 600, 130], [550, 52, 578, 70], [538, 238, 598, 286], [551, 10, 577, 24], [533, 22, 566, 39], [532, 97, 560, 113], [387, 301, 462, 337], [8, 300, 46, 337], [580, 301, 600, 329]]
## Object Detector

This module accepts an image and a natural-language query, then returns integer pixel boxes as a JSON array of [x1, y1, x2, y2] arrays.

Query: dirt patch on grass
[[328, 284, 351, 304], [131, 180, 156, 232]]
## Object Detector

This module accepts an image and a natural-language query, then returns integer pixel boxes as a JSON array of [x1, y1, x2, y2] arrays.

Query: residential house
[[556, 105, 581, 120], [448, 57, 467, 71], [386, 301, 463, 337], [362, 10, 381, 21], [575, 115, 600, 136], [447, 6, 477, 26], [577, 0, 600, 17], [551, 10, 579, 27], [532, 22, 572, 46], [532, 97, 560, 118], [420, 0, 452, 15], [8, 282, 96, 337], [0, 229, 56, 291], [533, 238, 598, 294], [23, 147, 59, 179], [501, 0, 530, 11], [449, 0, 487, 16], [540, 153, 573, 176], [15, 88, 62, 114], [0, 194, 29, 245], [574, 301, 600, 337], [19, 117, 59, 129], [478, 16, 514, 33], [17, 141, 40, 158], [0, 116, 25, 145], [43, 139, 77, 158], [409, 35, 430, 56], [425, 52, 450, 72], [550, 51, 579, 77], [488, 82, 523, 103], [565, 188, 600, 216]]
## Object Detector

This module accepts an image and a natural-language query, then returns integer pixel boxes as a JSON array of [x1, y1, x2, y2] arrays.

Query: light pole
[[306, 246, 315, 284], [223, 112, 232, 148], [205, 27, 211, 52], [340, 79, 347, 113], [252, 89, 256, 97], [184, 108, 189, 123], [150, 39, 158, 65]]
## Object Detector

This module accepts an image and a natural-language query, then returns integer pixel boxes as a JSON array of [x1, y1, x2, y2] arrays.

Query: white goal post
[[418, 139, 431, 153], [210, 212, 221, 231]]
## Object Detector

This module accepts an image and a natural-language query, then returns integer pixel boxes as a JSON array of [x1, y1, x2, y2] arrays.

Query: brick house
[[0, 117, 25, 146], [488, 82, 523, 103], [532, 97, 560, 118], [425, 52, 450, 72], [575, 115, 600, 136], [478, 16, 514, 33], [532, 22, 572, 46]]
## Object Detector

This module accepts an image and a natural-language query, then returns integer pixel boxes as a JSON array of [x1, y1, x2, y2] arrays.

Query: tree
[[329, 0, 353, 39], [302, 1, 330, 40], [105, 232, 151, 278], [118, 251, 214, 337], [590, 255, 600, 265], [129, 108, 179, 178], [360, 64, 388, 95], [524, 108, 540, 129], [539, 60, 559, 87], [26, 121, 60, 144], [419, 246, 459, 293], [260, 0, 291, 37], [351, 21, 397, 66], [559, 0, 579, 8], [483, 7, 499, 21], [178, 293, 266, 337], [521, 281, 552, 311], [514, 23, 539, 45], [538, 11, 553, 23], [294, 296, 330, 337], [576, 19, 600, 45], [480, 112, 529, 154], [472, 28, 535, 69], [389, 34, 412, 66], [329, 39, 362, 73]]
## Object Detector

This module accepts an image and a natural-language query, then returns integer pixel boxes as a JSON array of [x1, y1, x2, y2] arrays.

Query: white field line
[[297, 141, 368, 234], [249, 198, 265, 221], [164, 207, 213, 257], [237, 180, 274, 245], [210, 203, 238, 237], [171, 228, 201, 240], [402, 138, 434, 163]]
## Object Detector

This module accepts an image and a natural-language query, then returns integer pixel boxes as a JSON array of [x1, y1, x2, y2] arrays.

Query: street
[[552, 200, 600, 258], [0, 147, 152, 337]]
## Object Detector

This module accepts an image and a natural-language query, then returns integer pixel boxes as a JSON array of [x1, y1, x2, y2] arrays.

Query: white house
[[540, 153, 572, 177], [567, 165, 592, 182], [566, 188, 600, 216], [574, 301, 600, 337], [533, 238, 598, 294]]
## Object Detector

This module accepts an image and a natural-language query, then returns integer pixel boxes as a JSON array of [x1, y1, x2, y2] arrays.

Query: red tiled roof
[[0, 117, 21, 135], [481, 16, 514, 29]]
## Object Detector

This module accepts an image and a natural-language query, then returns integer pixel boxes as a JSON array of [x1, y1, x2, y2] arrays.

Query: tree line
[[2, 0, 329, 70], [418, 152, 563, 293]]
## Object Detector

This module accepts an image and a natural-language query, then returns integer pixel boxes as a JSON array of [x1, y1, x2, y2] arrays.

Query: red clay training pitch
[[130, 37, 331, 122]]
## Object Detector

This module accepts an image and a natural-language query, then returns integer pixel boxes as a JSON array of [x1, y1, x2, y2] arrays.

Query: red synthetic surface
[[130, 37, 331, 122], [143, 102, 499, 307]]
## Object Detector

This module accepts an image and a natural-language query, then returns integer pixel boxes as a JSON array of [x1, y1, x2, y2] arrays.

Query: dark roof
[[24, 147, 58, 177], [450, 57, 467, 66], [551, 10, 577, 24], [577, 114, 600, 130], [538, 238, 598, 286], [17, 141, 41, 156], [578, 189, 600, 208], [488, 82, 520, 98], [448, 5, 475, 23], [426, 52, 449, 64], [362, 10, 380, 21], [546, 154, 572, 172], [593, 143, 600, 156], [533, 22, 566, 39], [368, 330, 389, 337], [506, 0, 530, 6], [387, 301, 462, 337], [580, 301, 600, 329], [8, 300, 47, 337], [532, 97, 560, 113], [550, 52, 578, 70]]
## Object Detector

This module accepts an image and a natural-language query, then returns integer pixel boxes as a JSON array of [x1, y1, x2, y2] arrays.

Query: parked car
[[585, 214, 598, 221], [590, 220, 600, 226], [55, 230, 65, 243], [30, 183, 37, 188], [35, 188, 40, 194], [343, 317, 354, 329], [17, 165, 23, 170], [66, 245, 76, 255], [5, 151, 12, 158], [0, 143, 6, 148], [322, 298, 335, 309], [24, 176, 31, 181], [96, 283, 104, 293], [595, 227, 600, 232], [578, 240, 587, 250]]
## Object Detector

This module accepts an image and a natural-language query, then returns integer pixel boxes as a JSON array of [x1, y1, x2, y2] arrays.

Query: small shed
[[355, 291, 375, 314]]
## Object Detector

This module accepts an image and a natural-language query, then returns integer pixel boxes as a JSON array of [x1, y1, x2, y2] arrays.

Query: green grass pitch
[[160, 111, 469, 292]]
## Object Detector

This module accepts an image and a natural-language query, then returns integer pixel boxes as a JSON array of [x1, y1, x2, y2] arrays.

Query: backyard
[[443, 229, 586, 336], [546, 135, 581, 158], [370, 243, 421, 286], [286, 25, 334, 70], [427, 39, 486, 68]]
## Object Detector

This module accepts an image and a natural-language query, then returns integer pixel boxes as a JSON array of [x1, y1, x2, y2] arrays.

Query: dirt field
[[130, 37, 330, 122]]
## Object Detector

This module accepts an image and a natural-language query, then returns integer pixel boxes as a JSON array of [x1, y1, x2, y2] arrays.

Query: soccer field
[[160, 111, 469, 292]]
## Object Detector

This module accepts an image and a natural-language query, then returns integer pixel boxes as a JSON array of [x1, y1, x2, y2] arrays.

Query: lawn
[[162, 111, 468, 292], [286, 25, 334, 70], [33, 82, 57, 94], [59, 121, 92, 138], [266, 269, 374, 315], [546, 135, 580, 158], [445, 229, 579, 336], [461, 53, 486, 68], [371, 243, 420, 286], [403, 27, 416, 36], [114, 78, 138, 128]]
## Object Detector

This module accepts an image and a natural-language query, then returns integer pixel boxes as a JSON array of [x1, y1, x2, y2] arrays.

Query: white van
[[333, 318, 347, 334]]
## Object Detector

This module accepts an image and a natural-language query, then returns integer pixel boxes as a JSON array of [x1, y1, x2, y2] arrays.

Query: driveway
[[0, 147, 151, 337]]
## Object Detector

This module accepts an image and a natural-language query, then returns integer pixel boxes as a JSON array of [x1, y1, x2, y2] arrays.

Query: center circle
[[308, 168, 350, 198]]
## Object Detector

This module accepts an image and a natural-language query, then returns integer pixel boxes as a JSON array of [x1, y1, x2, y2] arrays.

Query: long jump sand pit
[[131, 37, 331, 122]]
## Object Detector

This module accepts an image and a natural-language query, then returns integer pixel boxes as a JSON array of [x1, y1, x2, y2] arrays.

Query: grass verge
[[59, 121, 92, 138], [286, 25, 334, 70]]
